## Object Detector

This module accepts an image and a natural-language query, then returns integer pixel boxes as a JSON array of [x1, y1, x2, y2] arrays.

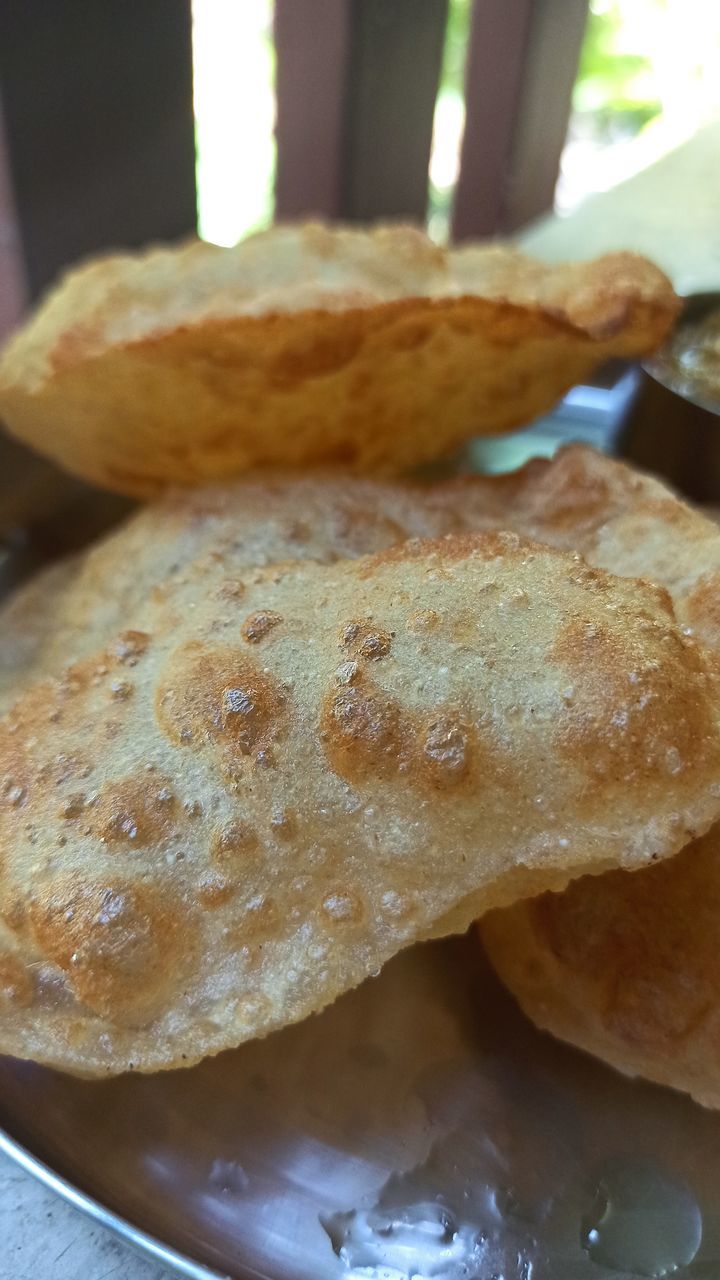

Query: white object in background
[[519, 121, 720, 297]]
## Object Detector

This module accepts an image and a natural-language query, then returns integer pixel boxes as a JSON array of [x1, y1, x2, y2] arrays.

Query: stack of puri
[[0, 223, 715, 1105]]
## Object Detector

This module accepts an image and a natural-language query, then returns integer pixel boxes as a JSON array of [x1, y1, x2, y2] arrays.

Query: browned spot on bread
[[29, 877, 187, 1022], [89, 775, 178, 846], [58, 793, 86, 819], [109, 679, 133, 701], [156, 642, 285, 757], [551, 615, 716, 781], [1, 900, 25, 938], [321, 888, 366, 927], [339, 619, 393, 660], [268, 320, 365, 387], [685, 570, 720, 649], [196, 872, 234, 908], [416, 711, 474, 789], [406, 608, 439, 634], [319, 674, 408, 782], [564, 563, 614, 594], [210, 820, 260, 868], [241, 610, 283, 643], [270, 807, 296, 839], [57, 666, 88, 696], [216, 579, 246, 602], [362, 530, 531, 573], [389, 317, 433, 352], [112, 631, 151, 664], [0, 953, 33, 1007], [232, 894, 282, 955]]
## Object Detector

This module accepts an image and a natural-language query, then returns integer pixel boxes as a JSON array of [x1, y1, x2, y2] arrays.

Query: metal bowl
[[619, 291, 720, 501]]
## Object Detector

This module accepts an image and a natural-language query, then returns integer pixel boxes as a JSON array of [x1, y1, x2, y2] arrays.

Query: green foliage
[[438, 0, 472, 96], [574, 2, 662, 135]]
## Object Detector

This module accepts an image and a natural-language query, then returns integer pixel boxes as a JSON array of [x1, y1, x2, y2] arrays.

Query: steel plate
[[2, 411, 720, 1280], [2, 937, 720, 1279]]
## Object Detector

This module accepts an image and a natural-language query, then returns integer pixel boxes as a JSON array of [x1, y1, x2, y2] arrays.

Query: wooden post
[[0, 0, 197, 297], [503, 0, 589, 231], [0, 95, 27, 339], [452, 0, 533, 241], [453, 0, 589, 239], [342, 0, 449, 223], [275, 0, 448, 224], [274, 0, 352, 220]]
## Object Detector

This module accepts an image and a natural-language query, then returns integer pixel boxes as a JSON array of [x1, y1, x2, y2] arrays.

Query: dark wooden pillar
[[0, 0, 197, 297], [275, 0, 448, 225], [274, 0, 351, 220], [0, 94, 27, 338], [451, 0, 533, 240], [453, 0, 589, 239]]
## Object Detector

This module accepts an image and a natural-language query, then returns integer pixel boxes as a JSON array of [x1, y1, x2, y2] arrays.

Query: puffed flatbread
[[481, 830, 720, 1110], [0, 468, 549, 702], [0, 223, 677, 495], [473, 446, 720, 1106], [446, 443, 720, 649], [2, 508, 719, 1075], [3, 445, 712, 701]]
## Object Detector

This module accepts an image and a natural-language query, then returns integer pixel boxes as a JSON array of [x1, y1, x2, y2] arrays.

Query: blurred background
[[1, 0, 718, 507], [196, 0, 720, 243], [1, 0, 719, 344]]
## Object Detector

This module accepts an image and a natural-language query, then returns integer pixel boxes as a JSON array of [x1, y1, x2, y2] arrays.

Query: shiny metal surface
[[3, 437, 720, 1280], [645, 291, 720, 409], [619, 292, 720, 502], [0, 1129, 227, 1279], [2, 937, 720, 1279]]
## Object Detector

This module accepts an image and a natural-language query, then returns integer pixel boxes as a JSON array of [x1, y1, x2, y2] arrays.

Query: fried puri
[[0, 223, 677, 495], [481, 831, 720, 1110], [472, 446, 720, 1106], [2, 516, 720, 1074], [3, 446, 714, 701]]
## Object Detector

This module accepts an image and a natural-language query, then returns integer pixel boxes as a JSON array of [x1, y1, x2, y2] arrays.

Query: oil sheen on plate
[[1, 935, 720, 1280]]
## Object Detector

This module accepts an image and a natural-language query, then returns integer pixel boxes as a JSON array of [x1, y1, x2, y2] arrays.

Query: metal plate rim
[[0, 1118, 231, 1280]]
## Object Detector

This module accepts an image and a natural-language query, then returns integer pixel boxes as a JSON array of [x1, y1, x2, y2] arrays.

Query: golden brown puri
[[3, 445, 716, 705], [2, 530, 720, 1076], [468, 446, 720, 1106], [480, 829, 720, 1110], [0, 556, 80, 706], [0, 222, 677, 495], [449, 442, 720, 652], [0, 470, 471, 707]]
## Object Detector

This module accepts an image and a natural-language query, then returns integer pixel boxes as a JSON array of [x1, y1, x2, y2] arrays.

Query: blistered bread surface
[[0, 223, 678, 494], [475, 446, 720, 1106], [2, 500, 720, 1074]]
